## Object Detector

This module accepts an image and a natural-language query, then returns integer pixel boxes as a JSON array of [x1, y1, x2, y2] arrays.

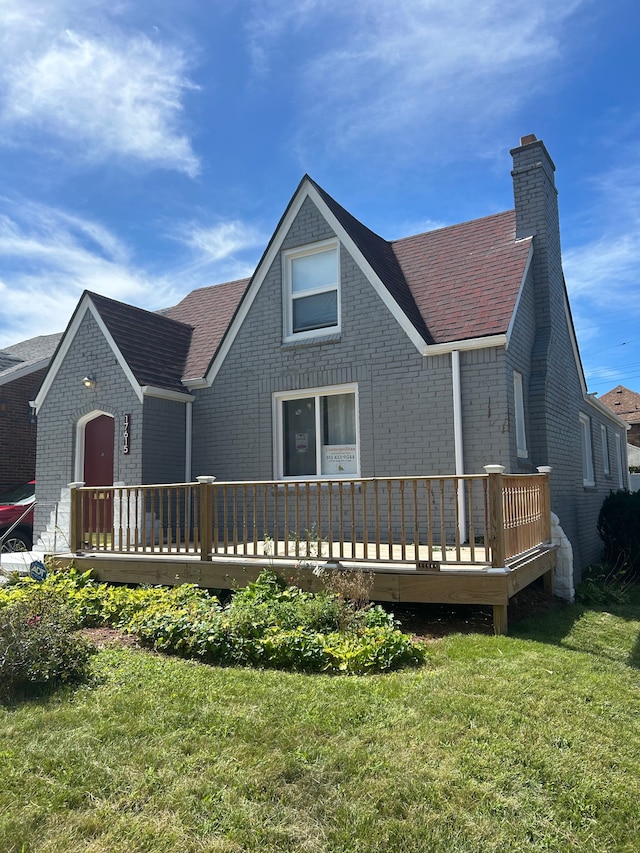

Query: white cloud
[[246, 0, 586, 152], [179, 221, 265, 263], [0, 3, 199, 175], [0, 199, 176, 346]]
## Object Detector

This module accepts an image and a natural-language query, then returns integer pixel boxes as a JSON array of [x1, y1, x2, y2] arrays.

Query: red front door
[[83, 415, 114, 537]]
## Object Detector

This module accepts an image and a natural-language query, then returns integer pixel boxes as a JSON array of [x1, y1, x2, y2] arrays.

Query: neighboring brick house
[[32, 135, 628, 582], [600, 385, 640, 485], [0, 333, 62, 492]]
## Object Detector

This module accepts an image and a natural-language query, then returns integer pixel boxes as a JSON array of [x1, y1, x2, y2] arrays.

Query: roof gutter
[[140, 386, 195, 402], [451, 350, 467, 542], [423, 334, 507, 357]]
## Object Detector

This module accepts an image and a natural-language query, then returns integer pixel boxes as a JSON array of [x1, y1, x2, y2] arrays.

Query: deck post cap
[[483, 465, 505, 474]]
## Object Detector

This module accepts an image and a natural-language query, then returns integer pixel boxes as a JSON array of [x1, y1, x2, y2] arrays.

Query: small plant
[[0, 590, 95, 702], [575, 558, 635, 606]]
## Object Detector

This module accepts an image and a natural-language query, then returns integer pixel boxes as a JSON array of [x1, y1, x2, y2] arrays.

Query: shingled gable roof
[[164, 278, 249, 381], [308, 178, 434, 344], [88, 292, 194, 393], [0, 332, 63, 386], [600, 385, 640, 425], [392, 210, 533, 344]]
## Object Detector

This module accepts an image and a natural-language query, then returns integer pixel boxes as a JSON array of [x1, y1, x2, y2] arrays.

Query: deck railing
[[69, 469, 552, 569]]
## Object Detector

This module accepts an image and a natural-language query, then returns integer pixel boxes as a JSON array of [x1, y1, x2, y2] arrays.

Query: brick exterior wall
[[0, 368, 45, 491], [510, 138, 628, 576], [34, 311, 144, 542], [192, 197, 512, 487], [142, 396, 188, 484]]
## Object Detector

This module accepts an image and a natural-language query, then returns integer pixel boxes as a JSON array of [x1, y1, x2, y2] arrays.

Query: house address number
[[123, 413, 131, 454]]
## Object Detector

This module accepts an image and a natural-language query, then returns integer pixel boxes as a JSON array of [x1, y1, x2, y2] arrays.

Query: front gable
[[34, 292, 194, 413], [33, 294, 144, 413], [204, 179, 430, 387]]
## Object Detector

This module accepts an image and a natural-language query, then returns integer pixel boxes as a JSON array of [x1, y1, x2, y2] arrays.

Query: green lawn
[[1, 596, 639, 853]]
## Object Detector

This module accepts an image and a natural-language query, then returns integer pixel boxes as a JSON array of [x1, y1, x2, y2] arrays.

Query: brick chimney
[[510, 134, 562, 330], [510, 134, 566, 470]]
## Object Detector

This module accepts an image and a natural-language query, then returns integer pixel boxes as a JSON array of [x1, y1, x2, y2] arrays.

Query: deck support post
[[536, 466, 553, 544], [492, 604, 508, 635], [197, 476, 215, 561], [68, 481, 85, 552], [484, 465, 506, 568]]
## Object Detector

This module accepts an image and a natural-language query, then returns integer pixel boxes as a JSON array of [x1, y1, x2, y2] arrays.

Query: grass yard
[[1, 593, 639, 852]]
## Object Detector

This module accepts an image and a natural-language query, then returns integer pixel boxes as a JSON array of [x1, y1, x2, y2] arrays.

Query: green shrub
[[0, 590, 95, 702], [597, 490, 640, 573], [1, 567, 426, 675]]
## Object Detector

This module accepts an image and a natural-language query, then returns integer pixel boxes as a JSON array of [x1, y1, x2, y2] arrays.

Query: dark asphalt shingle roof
[[87, 292, 194, 393], [0, 333, 63, 382], [600, 385, 640, 425], [165, 278, 249, 380], [74, 180, 536, 390]]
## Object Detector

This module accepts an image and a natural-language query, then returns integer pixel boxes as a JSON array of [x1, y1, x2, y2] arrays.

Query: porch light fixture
[[82, 375, 97, 390]]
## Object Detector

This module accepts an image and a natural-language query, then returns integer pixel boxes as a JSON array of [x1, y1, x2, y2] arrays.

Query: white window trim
[[513, 370, 528, 458], [282, 238, 340, 343], [273, 383, 360, 480], [601, 424, 610, 476], [615, 433, 624, 489], [579, 412, 595, 487]]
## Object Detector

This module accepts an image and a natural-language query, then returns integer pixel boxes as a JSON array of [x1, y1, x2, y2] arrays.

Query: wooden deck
[[61, 470, 557, 634]]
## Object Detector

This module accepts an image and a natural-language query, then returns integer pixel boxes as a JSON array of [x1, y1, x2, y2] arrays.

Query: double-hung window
[[601, 424, 610, 476], [283, 240, 339, 341], [274, 386, 358, 479], [579, 413, 595, 487], [513, 371, 528, 458]]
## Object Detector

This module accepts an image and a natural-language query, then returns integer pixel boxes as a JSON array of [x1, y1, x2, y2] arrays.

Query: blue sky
[[0, 0, 638, 397]]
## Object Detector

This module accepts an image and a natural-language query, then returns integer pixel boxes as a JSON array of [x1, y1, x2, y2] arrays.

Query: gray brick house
[[32, 135, 628, 583]]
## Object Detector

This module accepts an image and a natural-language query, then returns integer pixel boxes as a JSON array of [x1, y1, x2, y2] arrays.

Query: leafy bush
[[0, 568, 426, 675], [129, 571, 426, 673], [597, 490, 640, 573], [0, 591, 95, 702]]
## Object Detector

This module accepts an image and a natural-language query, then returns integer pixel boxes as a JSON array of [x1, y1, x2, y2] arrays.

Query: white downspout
[[451, 350, 467, 542], [185, 400, 193, 482]]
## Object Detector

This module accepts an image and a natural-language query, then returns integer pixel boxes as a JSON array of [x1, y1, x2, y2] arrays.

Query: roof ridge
[[391, 208, 516, 246], [87, 290, 195, 333]]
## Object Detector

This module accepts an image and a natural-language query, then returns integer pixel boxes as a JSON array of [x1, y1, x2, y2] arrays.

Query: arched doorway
[[83, 414, 115, 487], [76, 412, 115, 537]]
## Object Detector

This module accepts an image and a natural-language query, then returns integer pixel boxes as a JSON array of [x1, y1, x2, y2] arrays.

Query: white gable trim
[[505, 241, 534, 346], [33, 296, 143, 412], [204, 180, 427, 386], [0, 357, 51, 388], [559, 292, 628, 430]]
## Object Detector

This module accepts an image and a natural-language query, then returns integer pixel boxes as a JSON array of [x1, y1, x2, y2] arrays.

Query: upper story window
[[601, 424, 610, 476], [283, 240, 339, 341], [579, 412, 595, 487], [513, 371, 528, 459]]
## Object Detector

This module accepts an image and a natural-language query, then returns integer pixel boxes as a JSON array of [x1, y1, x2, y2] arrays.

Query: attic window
[[283, 240, 339, 341]]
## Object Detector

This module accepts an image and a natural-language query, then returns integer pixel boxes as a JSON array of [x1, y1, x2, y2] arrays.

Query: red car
[[0, 481, 35, 552]]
